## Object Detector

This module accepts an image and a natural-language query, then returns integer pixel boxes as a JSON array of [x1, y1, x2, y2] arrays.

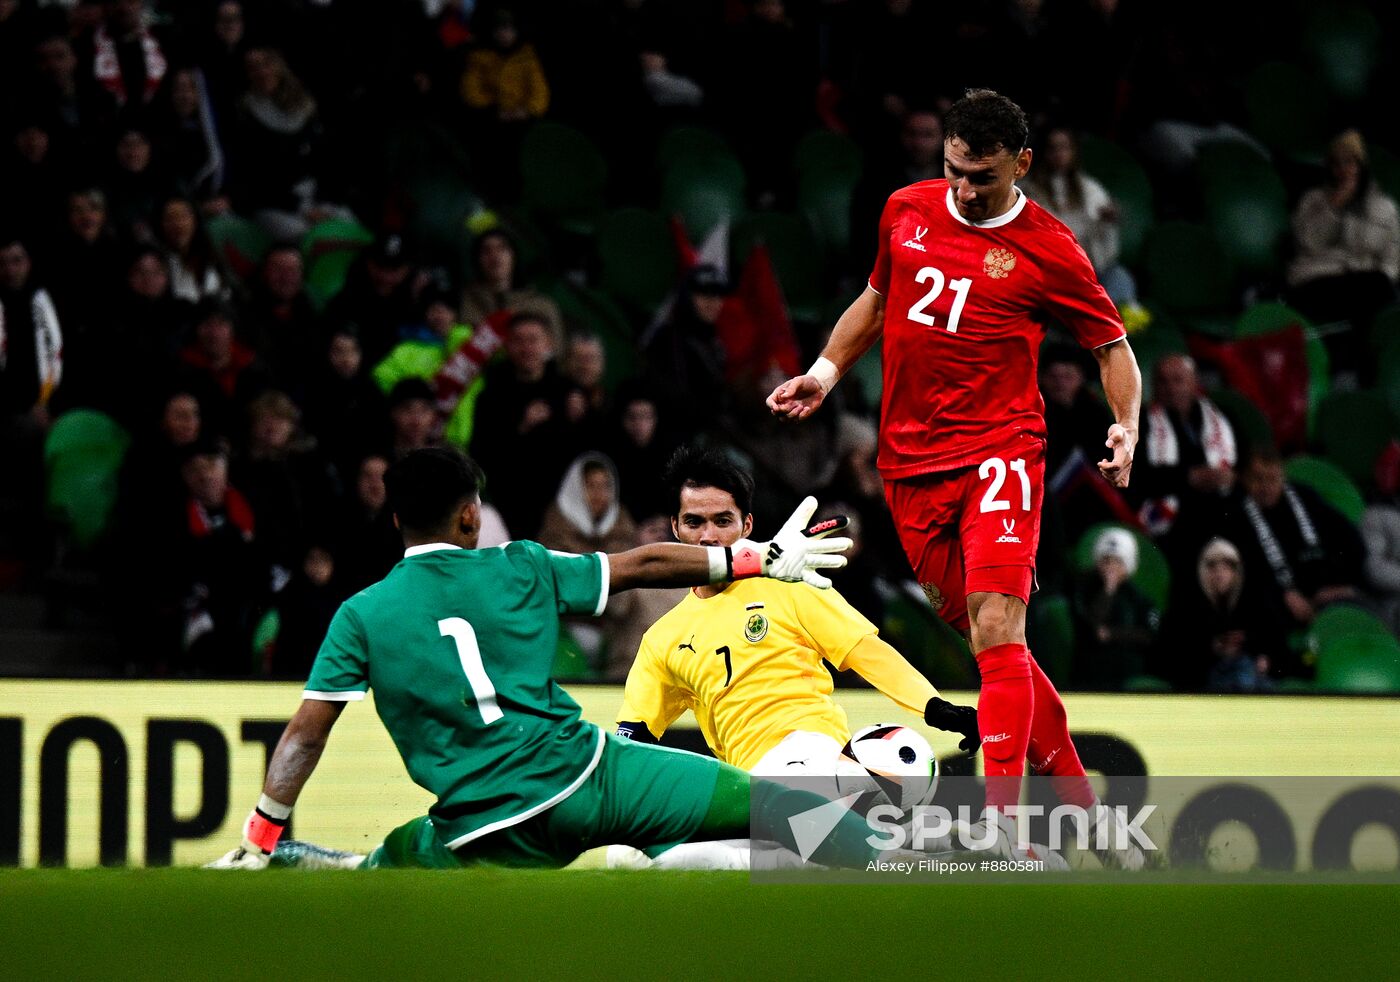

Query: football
[[839, 723, 939, 812]]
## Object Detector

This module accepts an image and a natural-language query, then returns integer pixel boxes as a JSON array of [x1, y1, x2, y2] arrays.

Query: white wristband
[[257, 793, 293, 821], [706, 546, 730, 583], [807, 357, 840, 395]]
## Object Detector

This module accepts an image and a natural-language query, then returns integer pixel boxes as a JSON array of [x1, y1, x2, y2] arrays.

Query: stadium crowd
[[1, 0, 1398, 693]]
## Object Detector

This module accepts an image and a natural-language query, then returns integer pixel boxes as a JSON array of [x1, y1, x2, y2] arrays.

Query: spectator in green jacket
[[371, 283, 485, 448]]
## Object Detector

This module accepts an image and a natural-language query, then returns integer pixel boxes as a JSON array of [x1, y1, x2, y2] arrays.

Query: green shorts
[[364, 734, 724, 869]]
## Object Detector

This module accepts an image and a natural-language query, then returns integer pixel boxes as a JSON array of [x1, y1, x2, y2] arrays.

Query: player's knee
[[970, 595, 1019, 648]]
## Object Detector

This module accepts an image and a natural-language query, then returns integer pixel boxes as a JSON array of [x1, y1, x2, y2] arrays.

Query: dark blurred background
[[1, 0, 1399, 696]]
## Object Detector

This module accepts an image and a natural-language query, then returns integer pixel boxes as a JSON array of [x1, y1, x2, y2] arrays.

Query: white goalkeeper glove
[[713, 496, 852, 589]]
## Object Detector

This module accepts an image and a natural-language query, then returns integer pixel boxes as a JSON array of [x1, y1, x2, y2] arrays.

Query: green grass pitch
[[1, 871, 1397, 980]]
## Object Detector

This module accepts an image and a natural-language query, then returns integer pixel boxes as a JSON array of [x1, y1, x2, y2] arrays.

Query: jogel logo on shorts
[[744, 613, 769, 643]]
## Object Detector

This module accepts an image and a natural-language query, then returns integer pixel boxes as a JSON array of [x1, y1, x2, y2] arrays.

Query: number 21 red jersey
[[867, 178, 1125, 480]]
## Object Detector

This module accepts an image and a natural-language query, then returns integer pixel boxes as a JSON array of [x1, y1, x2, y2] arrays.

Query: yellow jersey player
[[610, 447, 979, 869]]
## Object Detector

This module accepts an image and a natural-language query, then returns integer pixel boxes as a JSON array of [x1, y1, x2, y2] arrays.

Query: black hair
[[943, 88, 1029, 158], [383, 447, 484, 536], [663, 445, 754, 518]]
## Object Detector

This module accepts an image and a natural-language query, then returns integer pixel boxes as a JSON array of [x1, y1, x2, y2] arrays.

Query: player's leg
[[964, 590, 1035, 810], [584, 734, 885, 868], [360, 816, 463, 869]]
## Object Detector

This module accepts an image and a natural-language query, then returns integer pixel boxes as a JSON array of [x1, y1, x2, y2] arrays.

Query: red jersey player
[[768, 90, 1144, 867]]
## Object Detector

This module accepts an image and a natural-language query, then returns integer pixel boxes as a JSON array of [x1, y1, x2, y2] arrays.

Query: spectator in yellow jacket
[[460, 11, 549, 121]]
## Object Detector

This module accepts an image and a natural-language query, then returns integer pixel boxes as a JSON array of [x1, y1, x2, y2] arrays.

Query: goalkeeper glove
[[205, 795, 291, 870], [714, 496, 852, 589], [925, 697, 981, 754]]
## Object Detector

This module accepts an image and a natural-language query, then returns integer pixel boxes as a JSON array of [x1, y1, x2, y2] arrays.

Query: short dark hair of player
[[943, 88, 1029, 158], [663, 445, 754, 518], [384, 447, 485, 536]]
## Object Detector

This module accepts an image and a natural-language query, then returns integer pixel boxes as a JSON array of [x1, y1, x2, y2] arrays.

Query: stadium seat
[[1284, 456, 1365, 525], [793, 130, 863, 183], [1072, 522, 1170, 610], [541, 280, 638, 387], [205, 213, 272, 284], [1315, 390, 1397, 491], [1202, 169, 1289, 276], [799, 167, 859, 258], [1143, 222, 1233, 315], [299, 217, 373, 259], [655, 126, 732, 174], [1122, 674, 1173, 693], [661, 154, 746, 241], [1028, 593, 1075, 684], [1369, 146, 1400, 211], [1245, 61, 1330, 163], [1368, 304, 1400, 357], [1076, 135, 1154, 267], [43, 410, 131, 549], [1315, 639, 1400, 694], [731, 212, 823, 321], [1124, 322, 1188, 402], [596, 208, 679, 317], [305, 249, 359, 311], [1234, 303, 1329, 434], [1301, 3, 1381, 102], [1209, 387, 1275, 455], [520, 122, 608, 234]]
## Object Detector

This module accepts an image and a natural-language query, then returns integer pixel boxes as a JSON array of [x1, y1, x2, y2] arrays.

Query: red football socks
[[974, 642, 1033, 810], [1026, 654, 1096, 809]]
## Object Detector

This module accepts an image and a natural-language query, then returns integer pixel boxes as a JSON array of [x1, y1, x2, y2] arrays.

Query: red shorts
[[883, 434, 1045, 632]]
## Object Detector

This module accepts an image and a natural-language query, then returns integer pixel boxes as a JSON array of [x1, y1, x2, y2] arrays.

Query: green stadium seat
[[793, 130, 863, 182], [1245, 61, 1330, 164], [1314, 635, 1400, 694], [1302, 4, 1381, 102], [1076, 135, 1154, 267], [656, 126, 732, 174], [1315, 390, 1397, 491], [205, 213, 272, 283], [1233, 303, 1329, 435], [1203, 171, 1289, 276], [1368, 305, 1400, 357], [1209, 387, 1275, 455], [799, 167, 859, 258], [1284, 456, 1365, 525], [43, 410, 131, 549], [731, 212, 823, 321], [1073, 522, 1171, 610], [305, 249, 359, 310], [299, 217, 373, 259], [661, 155, 746, 241], [1123, 674, 1173, 693], [542, 280, 638, 388], [1143, 222, 1233, 315], [1369, 147, 1400, 212], [596, 208, 679, 317], [1028, 593, 1075, 684], [520, 122, 607, 233]]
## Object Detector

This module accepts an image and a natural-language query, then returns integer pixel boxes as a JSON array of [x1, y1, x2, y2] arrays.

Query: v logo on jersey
[[902, 225, 929, 251], [996, 518, 1022, 544]]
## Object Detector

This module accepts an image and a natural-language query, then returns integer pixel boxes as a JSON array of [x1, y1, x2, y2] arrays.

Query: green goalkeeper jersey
[[304, 540, 609, 848]]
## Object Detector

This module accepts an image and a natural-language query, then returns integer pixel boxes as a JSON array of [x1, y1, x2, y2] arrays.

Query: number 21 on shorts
[[978, 457, 1030, 513]]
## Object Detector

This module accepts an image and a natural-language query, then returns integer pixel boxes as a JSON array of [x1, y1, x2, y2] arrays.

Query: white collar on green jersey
[[404, 543, 462, 557], [944, 184, 1027, 229]]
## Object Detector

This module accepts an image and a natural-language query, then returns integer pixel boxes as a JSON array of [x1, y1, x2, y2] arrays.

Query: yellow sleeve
[[616, 634, 688, 739], [792, 585, 879, 670], [461, 52, 495, 108], [520, 46, 550, 117], [842, 635, 939, 717]]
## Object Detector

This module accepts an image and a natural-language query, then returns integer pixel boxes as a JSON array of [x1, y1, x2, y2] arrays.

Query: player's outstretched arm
[[842, 635, 981, 753], [1094, 338, 1142, 489], [609, 496, 853, 592], [206, 699, 345, 869], [766, 287, 885, 421]]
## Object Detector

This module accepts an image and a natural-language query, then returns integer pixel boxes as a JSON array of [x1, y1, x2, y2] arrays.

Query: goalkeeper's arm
[[216, 699, 345, 867], [842, 636, 980, 753]]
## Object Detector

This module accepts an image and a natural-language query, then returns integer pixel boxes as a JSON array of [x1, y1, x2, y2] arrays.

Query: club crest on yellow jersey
[[744, 612, 769, 643]]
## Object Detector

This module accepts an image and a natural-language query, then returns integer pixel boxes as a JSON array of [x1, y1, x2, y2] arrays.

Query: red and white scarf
[[1144, 398, 1236, 469], [93, 24, 167, 105], [432, 311, 507, 418], [0, 288, 64, 404]]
